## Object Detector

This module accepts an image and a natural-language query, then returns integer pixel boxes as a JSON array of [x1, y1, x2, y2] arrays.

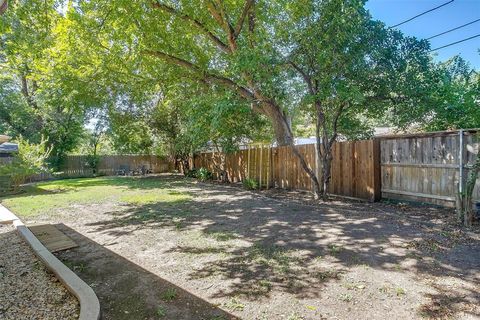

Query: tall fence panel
[[272, 144, 316, 191], [225, 149, 248, 183], [380, 130, 479, 207], [194, 140, 380, 201], [330, 139, 381, 201]]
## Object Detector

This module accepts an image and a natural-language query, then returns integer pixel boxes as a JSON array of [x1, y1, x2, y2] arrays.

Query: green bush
[[242, 178, 259, 190], [0, 136, 51, 191], [85, 154, 100, 175], [185, 168, 197, 178], [197, 167, 212, 181]]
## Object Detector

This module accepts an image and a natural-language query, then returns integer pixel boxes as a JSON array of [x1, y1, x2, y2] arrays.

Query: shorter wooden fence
[[26, 155, 172, 182], [0, 157, 13, 165], [194, 140, 381, 202]]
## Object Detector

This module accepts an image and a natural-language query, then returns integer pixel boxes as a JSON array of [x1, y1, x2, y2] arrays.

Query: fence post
[[267, 146, 271, 189], [259, 145, 263, 188], [247, 147, 250, 179], [459, 129, 464, 195], [373, 138, 382, 202]]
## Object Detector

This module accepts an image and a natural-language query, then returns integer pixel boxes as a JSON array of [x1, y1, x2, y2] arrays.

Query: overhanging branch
[[206, 0, 237, 51], [234, 0, 255, 37], [152, 1, 231, 53], [289, 61, 315, 95], [143, 50, 257, 104]]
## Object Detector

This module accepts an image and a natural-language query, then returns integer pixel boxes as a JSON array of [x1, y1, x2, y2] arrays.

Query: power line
[[427, 18, 480, 40], [389, 0, 454, 29], [429, 33, 480, 51]]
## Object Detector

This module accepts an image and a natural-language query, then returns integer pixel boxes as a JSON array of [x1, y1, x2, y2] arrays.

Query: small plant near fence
[[185, 168, 198, 178], [85, 154, 100, 176], [242, 178, 259, 190], [185, 167, 214, 181], [196, 167, 212, 181]]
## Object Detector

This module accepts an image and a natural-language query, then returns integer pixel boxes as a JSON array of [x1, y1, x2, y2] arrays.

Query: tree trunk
[[262, 101, 321, 199], [319, 151, 334, 201], [261, 101, 294, 146], [313, 102, 337, 201], [457, 146, 480, 227], [290, 144, 321, 199], [212, 144, 229, 182]]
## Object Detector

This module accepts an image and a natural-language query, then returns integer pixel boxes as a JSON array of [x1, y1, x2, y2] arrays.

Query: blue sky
[[366, 0, 480, 70]]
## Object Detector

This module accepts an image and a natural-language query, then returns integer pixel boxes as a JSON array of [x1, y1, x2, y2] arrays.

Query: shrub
[[0, 136, 51, 191], [85, 154, 100, 175], [185, 168, 197, 178], [242, 178, 259, 190], [197, 167, 212, 181]]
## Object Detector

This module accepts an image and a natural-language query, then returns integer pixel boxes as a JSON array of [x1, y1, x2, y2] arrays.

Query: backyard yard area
[[1, 174, 479, 320]]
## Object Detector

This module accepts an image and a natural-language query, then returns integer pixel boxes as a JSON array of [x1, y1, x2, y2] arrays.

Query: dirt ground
[[20, 175, 480, 320]]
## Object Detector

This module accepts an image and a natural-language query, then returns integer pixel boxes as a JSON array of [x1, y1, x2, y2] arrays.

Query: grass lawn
[[1, 175, 479, 320], [1, 176, 191, 217]]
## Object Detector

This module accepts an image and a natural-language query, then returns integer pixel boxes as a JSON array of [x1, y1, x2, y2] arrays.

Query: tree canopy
[[0, 0, 478, 183]]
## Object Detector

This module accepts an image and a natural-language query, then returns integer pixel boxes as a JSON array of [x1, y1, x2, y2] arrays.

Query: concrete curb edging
[[1, 205, 101, 320]]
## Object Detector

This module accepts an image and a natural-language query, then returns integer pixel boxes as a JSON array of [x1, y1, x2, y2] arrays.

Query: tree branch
[[289, 61, 315, 95], [328, 103, 346, 148], [206, 0, 237, 51], [152, 1, 231, 53], [142, 50, 258, 105], [234, 0, 255, 37]]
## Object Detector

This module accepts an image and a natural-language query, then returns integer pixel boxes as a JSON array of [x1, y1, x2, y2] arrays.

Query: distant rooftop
[[0, 142, 18, 153], [0, 135, 10, 144]]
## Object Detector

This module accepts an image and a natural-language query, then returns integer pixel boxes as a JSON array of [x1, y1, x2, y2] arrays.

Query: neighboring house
[[0, 135, 18, 159], [374, 127, 394, 136], [0, 135, 10, 144], [0, 142, 18, 157]]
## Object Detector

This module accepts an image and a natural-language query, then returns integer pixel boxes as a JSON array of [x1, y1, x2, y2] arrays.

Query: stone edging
[[0, 205, 101, 320]]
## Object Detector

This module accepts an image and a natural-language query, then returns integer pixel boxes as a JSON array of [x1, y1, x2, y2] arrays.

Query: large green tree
[[149, 83, 270, 173], [70, 0, 433, 198], [423, 56, 479, 131], [286, 0, 432, 198], [0, 1, 105, 167]]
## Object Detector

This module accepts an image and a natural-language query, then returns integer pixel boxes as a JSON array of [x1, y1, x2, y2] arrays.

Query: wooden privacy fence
[[194, 140, 381, 202], [26, 155, 172, 182], [380, 129, 479, 207], [194, 129, 480, 207]]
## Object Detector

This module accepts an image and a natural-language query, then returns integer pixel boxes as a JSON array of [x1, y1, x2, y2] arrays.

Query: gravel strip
[[0, 224, 79, 320]]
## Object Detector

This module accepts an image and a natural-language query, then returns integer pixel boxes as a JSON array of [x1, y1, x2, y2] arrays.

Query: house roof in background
[[0, 142, 18, 153], [0, 135, 11, 144]]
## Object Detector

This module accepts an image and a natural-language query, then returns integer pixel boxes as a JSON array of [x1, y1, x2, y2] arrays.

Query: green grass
[[156, 305, 167, 317], [206, 231, 237, 241], [161, 288, 178, 301], [0, 176, 191, 217], [224, 297, 245, 312]]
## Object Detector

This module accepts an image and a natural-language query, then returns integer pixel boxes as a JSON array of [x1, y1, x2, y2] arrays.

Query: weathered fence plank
[[380, 129, 480, 207]]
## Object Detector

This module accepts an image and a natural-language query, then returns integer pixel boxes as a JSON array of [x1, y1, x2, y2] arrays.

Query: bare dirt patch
[[17, 175, 480, 319]]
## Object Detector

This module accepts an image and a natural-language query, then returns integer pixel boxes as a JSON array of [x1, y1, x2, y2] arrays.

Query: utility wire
[[389, 0, 454, 29], [427, 18, 480, 40], [429, 33, 480, 51]]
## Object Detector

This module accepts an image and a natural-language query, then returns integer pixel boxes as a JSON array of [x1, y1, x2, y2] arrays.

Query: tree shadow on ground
[[55, 223, 238, 320], [71, 176, 480, 318]]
